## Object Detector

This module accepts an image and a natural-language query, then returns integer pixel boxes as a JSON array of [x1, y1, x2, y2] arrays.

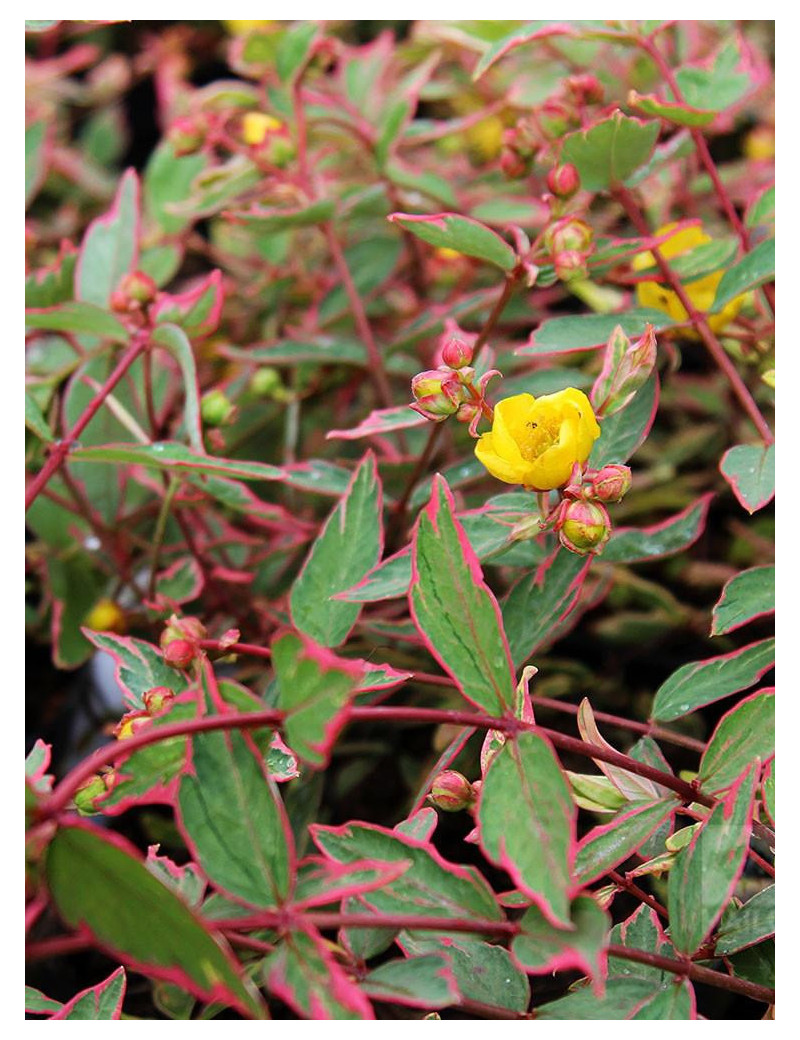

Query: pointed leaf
[[575, 800, 676, 884], [713, 238, 775, 311], [410, 475, 515, 714], [293, 858, 411, 910], [589, 373, 659, 468], [715, 885, 775, 956], [512, 896, 609, 990], [361, 955, 458, 1009], [720, 443, 775, 514], [603, 494, 712, 563], [83, 631, 190, 710], [290, 452, 383, 647], [46, 824, 265, 1018], [712, 565, 774, 635], [520, 308, 671, 356], [668, 765, 758, 955], [151, 270, 224, 339], [25, 987, 63, 1016], [478, 731, 575, 927], [229, 198, 335, 231], [76, 168, 140, 308], [327, 405, 428, 441], [51, 967, 127, 1020], [25, 302, 130, 342], [651, 637, 774, 722], [628, 90, 716, 127], [388, 212, 517, 271], [561, 113, 660, 191], [152, 324, 204, 452], [578, 699, 668, 801], [699, 689, 774, 795]]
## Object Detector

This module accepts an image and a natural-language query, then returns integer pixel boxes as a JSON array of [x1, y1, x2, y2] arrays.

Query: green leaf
[[328, 405, 427, 441], [636, 237, 738, 284], [71, 441, 282, 480], [46, 824, 265, 1018], [178, 693, 293, 908], [376, 99, 411, 169], [712, 565, 775, 636], [513, 896, 609, 984], [25, 302, 130, 342], [536, 977, 683, 1020], [520, 308, 670, 355], [763, 764, 775, 826], [272, 630, 362, 768], [720, 443, 775, 514], [76, 168, 140, 309], [312, 822, 503, 926], [25, 986, 63, 1015], [674, 40, 751, 112], [319, 237, 403, 323], [699, 689, 774, 795], [746, 186, 775, 232], [651, 637, 774, 722], [290, 453, 383, 647], [140, 243, 183, 287], [603, 494, 710, 563], [276, 22, 319, 83], [144, 140, 207, 235], [83, 631, 190, 710], [589, 372, 658, 468], [152, 324, 204, 452], [715, 885, 775, 956], [713, 238, 774, 311], [409, 476, 516, 714], [607, 903, 677, 983], [26, 120, 48, 207], [388, 212, 517, 271], [26, 248, 77, 308], [155, 556, 204, 605], [399, 935, 530, 1012], [230, 198, 336, 232], [52, 967, 126, 1020], [47, 555, 106, 669], [628, 90, 715, 128], [728, 939, 774, 988], [169, 156, 260, 219], [472, 21, 575, 80], [385, 164, 459, 208], [502, 550, 588, 668], [561, 113, 660, 191], [629, 980, 695, 1020], [575, 800, 676, 884], [25, 391, 53, 442], [668, 765, 758, 955], [478, 731, 575, 927], [362, 955, 458, 1009]]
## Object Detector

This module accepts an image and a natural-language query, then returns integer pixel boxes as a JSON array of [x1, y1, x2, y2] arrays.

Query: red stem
[[212, 910, 518, 938], [198, 638, 272, 660], [25, 335, 148, 511], [608, 870, 668, 920], [25, 933, 93, 962], [614, 185, 773, 446]]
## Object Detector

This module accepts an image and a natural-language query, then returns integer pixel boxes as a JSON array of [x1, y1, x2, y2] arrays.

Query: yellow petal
[[474, 432, 527, 485]]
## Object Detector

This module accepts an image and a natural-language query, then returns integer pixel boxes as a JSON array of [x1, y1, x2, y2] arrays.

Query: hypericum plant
[[26, 19, 774, 1022]]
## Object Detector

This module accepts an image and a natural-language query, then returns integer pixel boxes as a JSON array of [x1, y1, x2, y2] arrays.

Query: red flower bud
[[162, 639, 196, 670], [110, 271, 158, 313], [168, 116, 206, 157], [590, 464, 632, 503], [538, 98, 574, 140], [143, 686, 175, 714], [566, 74, 604, 105], [410, 369, 466, 420], [500, 146, 532, 180], [545, 216, 594, 256], [441, 337, 474, 370], [546, 163, 580, 199], [557, 499, 611, 555], [429, 771, 475, 812], [554, 250, 589, 283]]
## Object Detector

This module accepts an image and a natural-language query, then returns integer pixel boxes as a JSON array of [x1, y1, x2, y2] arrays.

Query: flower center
[[517, 415, 560, 462]]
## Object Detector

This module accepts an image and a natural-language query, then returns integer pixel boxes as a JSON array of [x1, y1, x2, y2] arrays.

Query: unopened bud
[[455, 400, 479, 425], [161, 614, 207, 647], [538, 98, 573, 140], [555, 250, 589, 283], [110, 271, 158, 313], [557, 500, 611, 555], [249, 367, 282, 398], [168, 116, 206, 157], [113, 710, 151, 740], [143, 686, 175, 714], [545, 217, 594, 256], [500, 146, 532, 180], [162, 639, 196, 670], [565, 74, 604, 105], [410, 369, 465, 421], [547, 163, 580, 200], [429, 771, 475, 812], [590, 464, 632, 503], [74, 774, 108, 815], [441, 337, 474, 370], [201, 389, 237, 427]]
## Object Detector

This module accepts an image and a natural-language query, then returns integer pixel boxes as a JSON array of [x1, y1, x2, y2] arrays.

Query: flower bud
[[241, 111, 283, 146], [113, 710, 151, 740], [410, 369, 465, 420], [557, 500, 611, 555], [441, 337, 474, 371], [143, 686, 175, 714], [546, 163, 580, 199], [590, 464, 632, 503], [538, 98, 573, 140], [565, 74, 604, 105], [74, 774, 108, 816], [249, 367, 283, 398], [201, 389, 237, 427], [84, 598, 126, 634], [110, 271, 158, 313], [161, 614, 207, 647], [167, 116, 206, 157], [554, 250, 589, 283], [545, 216, 594, 256], [500, 145, 532, 180], [429, 771, 475, 812], [455, 401, 480, 425], [162, 639, 196, 670]]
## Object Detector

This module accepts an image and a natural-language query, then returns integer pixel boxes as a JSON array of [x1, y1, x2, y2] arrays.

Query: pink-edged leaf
[[311, 820, 503, 925], [503, 548, 591, 668], [394, 807, 438, 842], [25, 986, 63, 1016], [720, 443, 775, 514], [651, 637, 774, 722], [82, 630, 190, 709], [628, 90, 717, 127], [153, 556, 205, 607], [50, 967, 127, 1020], [410, 475, 516, 715], [699, 688, 774, 795], [519, 310, 672, 357], [361, 954, 459, 1009], [562, 112, 660, 191], [603, 493, 713, 563], [388, 212, 517, 271], [762, 760, 775, 827], [607, 904, 680, 982], [472, 21, 578, 79], [292, 857, 412, 910], [355, 660, 413, 697], [574, 799, 677, 884], [151, 269, 224, 339], [177, 665, 295, 908], [290, 451, 383, 647], [480, 665, 537, 776], [714, 884, 775, 957], [45, 822, 266, 1018], [25, 738, 54, 795], [145, 845, 205, 907], [26, 119, 52, 208], [263, 923, 374, 1020], [226, 197, 335, 231], [76, 168, 140, 308], [512, 895, 610, 995], [590, 372, 660, 468], [327, 405, 428, 441], [711, 564, 775, 635], [578, 699, 671, 802], [668, 764, 759, 955], [151, 323, 204, 452], [271, 629, 363, 768], [478, 731, 576, 928]]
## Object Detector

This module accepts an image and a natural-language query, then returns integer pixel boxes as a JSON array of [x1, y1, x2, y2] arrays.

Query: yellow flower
[[223, 20, 275, 35], [241, 112, 283, 146], [84, 598, 126, 634], [474, 388, 600, 491], [634, 222, 742, 335]]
